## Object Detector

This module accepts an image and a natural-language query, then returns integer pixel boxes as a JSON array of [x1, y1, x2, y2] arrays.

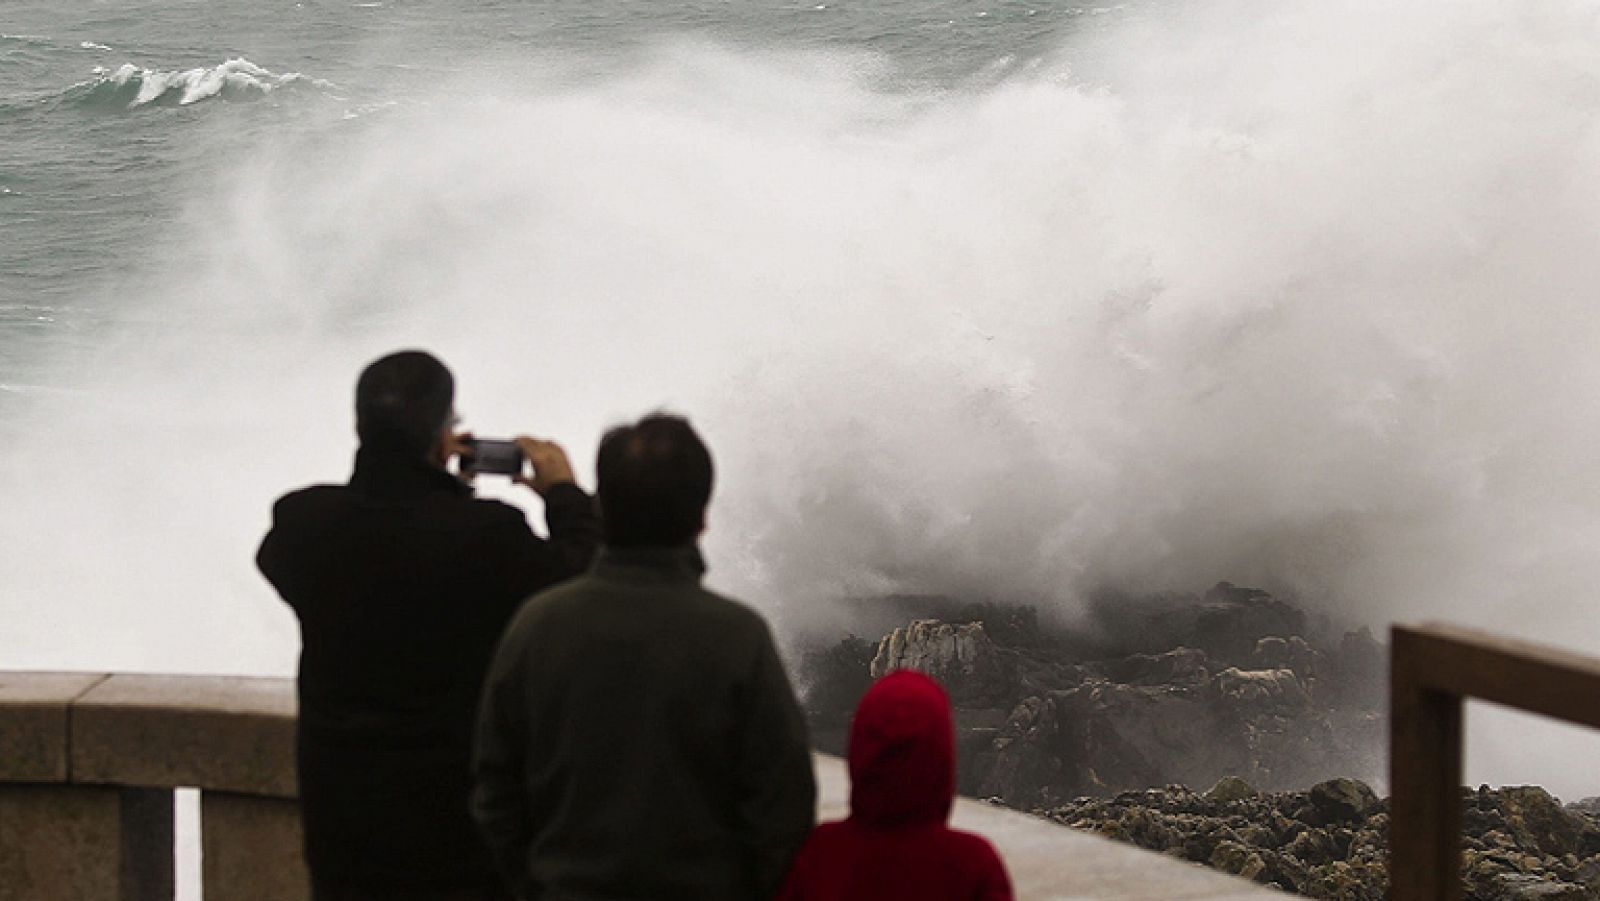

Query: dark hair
[[355, 350, 454, 459], [596, 413, 714, 547]]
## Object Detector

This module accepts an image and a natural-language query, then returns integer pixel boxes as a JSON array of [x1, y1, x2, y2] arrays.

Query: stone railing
[[0, 672, 305, 901], [0, 671, 1281, 901]]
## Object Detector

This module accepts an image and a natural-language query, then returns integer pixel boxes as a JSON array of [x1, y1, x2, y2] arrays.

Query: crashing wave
[[72, 58, 337, 109]]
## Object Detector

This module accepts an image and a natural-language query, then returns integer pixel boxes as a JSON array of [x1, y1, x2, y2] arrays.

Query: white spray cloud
[[6, 0, 1600, 793]]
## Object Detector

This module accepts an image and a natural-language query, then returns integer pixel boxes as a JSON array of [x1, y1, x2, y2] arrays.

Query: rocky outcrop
[[869, 620, 1016, 706], [801, 581, 1388, 806], [1046, 782, 1600, 900]]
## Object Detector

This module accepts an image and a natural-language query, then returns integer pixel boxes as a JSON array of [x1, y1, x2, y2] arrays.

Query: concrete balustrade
[[0, 671, 1279, 900], [0, 672, 303, 901]]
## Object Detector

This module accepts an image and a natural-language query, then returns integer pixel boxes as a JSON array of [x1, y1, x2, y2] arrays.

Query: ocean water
[[6, 0, 1600, 801], [1, 0, 1117, 402]]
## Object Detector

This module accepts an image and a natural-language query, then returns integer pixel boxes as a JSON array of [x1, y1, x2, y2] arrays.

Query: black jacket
[[472, 545, 817, 901], [257, 448, 600, 889]]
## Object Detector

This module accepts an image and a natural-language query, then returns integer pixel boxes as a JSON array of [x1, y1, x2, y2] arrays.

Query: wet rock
[[798, 635, 876, 722], [869, 619, 1015, 705], [795, 634, 878, 756], [1206, 776, 1259, 803], [1309, 778, 1379, 823], [1492, 873, 1589, 900], [1254, 636, 1322, 682], [975, 695, 1070, 805], [1210, 839, 1255, 875], [1286, 827, 1339, 866], [799, 583, 1392, 808], [1192, 582, 1309, 663], [1497, 787, 1589, 859], [1215, 667, 1311, 712], [1103, 647, 1210, 686], [1048, 782, 1600, 901], [1327, 626, 1386, 709]]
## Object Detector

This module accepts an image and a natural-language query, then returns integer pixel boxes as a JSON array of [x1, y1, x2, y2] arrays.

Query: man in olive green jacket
[[472, 414, 816, 901]]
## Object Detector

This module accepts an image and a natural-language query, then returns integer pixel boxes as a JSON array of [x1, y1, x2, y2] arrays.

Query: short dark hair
[[355, 350, 454, 459], [596, 413, 713, 547]]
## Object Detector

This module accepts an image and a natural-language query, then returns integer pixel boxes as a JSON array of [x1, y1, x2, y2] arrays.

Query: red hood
[[847, 670, 955, 828]]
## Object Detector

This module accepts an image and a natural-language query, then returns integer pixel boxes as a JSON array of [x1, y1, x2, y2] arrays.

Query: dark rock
[[1497, 787, 1588, 858], [796, 634, 878, 755], [1492, 873, 1589, 900], [1206, 776, 1259, 803], [1309, 778, 1379, 823], [1326, 626, 1387, 709], [1253, 636, 1324, 695], [798, 634, 876, 722], [798, 583, 1391, 809], [1102, 646, 1210, 686], [1047, 781, 1600, 901], [1210, 839, 1266, 878], [1571, 798, 1600, 816], [1192, 582, 1308, 663]]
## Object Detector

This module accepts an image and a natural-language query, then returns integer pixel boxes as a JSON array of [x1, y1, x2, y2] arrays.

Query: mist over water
[[6, 0, 1600, 796]]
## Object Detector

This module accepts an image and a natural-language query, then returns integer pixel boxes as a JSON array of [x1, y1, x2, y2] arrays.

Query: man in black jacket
[[258, 350, 600, 901], [472, 413, 816, 901]]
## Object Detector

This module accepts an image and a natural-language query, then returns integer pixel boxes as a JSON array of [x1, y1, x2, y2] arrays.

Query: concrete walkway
[[812, 755, 1284, 900]]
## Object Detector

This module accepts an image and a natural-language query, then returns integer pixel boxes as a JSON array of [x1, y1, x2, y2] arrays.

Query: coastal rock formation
[[1047, 782, 1600, 900], [800, 582, 1386, 804], [869, 620, 1016, 706]]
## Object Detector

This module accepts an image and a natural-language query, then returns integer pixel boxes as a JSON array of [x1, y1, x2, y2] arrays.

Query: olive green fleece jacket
[[471, 545, 816, 901]]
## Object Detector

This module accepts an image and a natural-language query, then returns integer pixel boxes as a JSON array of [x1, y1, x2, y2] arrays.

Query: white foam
[[93, 57, 336, 107], [79, 41, 112, 51]]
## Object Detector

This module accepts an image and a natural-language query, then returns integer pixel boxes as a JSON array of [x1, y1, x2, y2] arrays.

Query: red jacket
[[779, 670, 1014, 901]]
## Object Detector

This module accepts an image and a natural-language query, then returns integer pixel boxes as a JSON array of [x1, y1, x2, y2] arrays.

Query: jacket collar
[[592, 544, 707, 585], [348, 446, 470, 499]]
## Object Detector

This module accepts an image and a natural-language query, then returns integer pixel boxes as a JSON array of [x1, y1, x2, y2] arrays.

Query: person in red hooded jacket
[[778, 669, 1014, 901]]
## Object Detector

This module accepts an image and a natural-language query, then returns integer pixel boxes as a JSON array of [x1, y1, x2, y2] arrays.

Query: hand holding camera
[[513, 436, 576, 496]]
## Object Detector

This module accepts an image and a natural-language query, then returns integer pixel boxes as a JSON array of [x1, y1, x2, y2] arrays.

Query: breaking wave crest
[[69, 58, 337, 109]]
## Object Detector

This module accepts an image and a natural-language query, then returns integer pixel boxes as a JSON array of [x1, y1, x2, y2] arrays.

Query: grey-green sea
[[2, 0, 1128, 403]]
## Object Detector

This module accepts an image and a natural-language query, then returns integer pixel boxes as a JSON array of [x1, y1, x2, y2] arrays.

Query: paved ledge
[[0, 672, 108, 782], [814, 751, 1283, 899], [71, 674, 297, 797]]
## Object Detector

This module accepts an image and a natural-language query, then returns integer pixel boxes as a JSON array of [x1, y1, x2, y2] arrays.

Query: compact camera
[[460, 438, 524, 477]]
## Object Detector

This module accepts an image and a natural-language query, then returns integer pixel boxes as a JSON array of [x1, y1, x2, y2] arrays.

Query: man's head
[[597, 413, 713, 547], [355, 350, 455, 462]]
